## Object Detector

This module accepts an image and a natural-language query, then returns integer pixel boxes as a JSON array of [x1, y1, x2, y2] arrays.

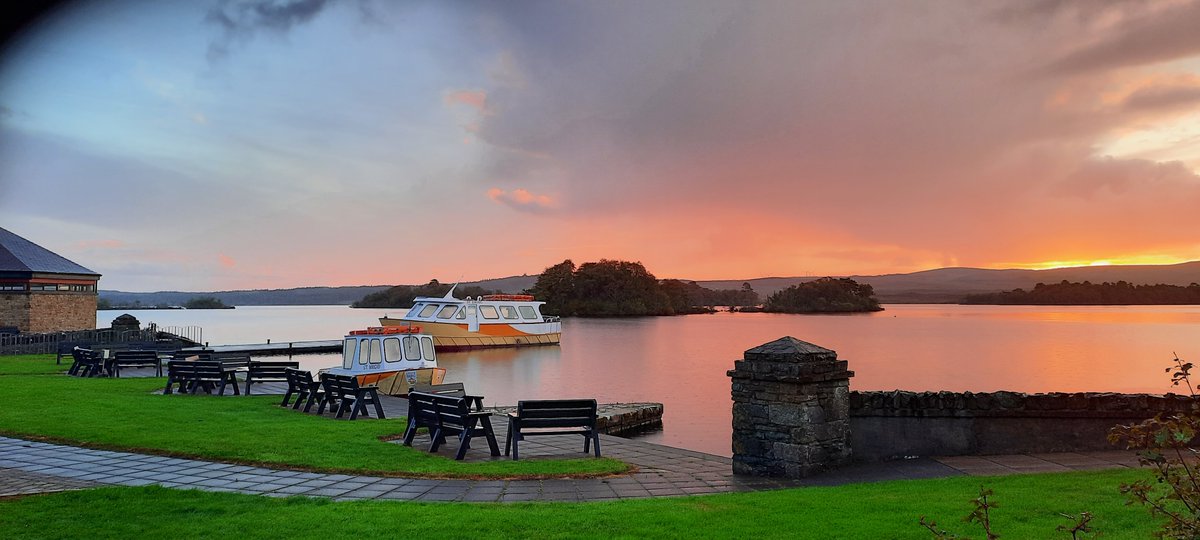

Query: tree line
[[351, 280, 494, 308], [962, 280, 1200, 305]]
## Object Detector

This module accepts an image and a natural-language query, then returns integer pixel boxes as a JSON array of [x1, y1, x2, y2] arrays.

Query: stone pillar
[[111, 314, 141, 334], [728, 336, 854, 477]]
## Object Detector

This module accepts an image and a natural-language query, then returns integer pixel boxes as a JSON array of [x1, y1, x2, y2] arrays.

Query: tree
[[527, 260, 577, 316]]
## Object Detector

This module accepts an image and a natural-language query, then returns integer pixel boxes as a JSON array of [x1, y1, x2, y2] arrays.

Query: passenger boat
[[319, 327, 446, 396], [378, 287, 561, 349]]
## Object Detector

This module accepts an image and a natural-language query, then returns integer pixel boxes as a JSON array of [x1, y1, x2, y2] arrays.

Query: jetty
[[194, 340, 342, 356]]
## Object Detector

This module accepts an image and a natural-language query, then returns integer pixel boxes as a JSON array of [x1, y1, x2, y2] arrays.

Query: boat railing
[[543, 316, 561, 323]]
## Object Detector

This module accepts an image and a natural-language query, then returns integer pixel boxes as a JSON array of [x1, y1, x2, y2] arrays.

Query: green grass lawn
[[0, 469, 1162, 539], [0, 355, 627, 478]]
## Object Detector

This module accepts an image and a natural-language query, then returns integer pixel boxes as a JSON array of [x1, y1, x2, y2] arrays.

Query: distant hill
[[100, 262, 1200, 306], [695, 261, 1200, 303], [100, 286, 392, 307]]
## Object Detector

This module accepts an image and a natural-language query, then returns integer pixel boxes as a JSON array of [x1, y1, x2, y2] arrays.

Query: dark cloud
[[1042, 1, 1200, 75], [205, 0, 333, 62], [465, 1, 1200, 266]]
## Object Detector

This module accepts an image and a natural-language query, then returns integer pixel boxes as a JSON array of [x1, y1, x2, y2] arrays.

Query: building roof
[[0, 227, 100, 277]]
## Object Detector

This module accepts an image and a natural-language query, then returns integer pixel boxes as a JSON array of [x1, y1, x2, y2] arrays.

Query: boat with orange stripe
[[378, 286, 561, 350], [319, 326, 446, 395]]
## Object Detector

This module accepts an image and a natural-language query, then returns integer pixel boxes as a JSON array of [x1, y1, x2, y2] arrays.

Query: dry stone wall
[[849, 390, 1196, 461]]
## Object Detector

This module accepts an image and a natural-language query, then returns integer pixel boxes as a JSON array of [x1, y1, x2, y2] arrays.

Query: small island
[[962, 280, 1200, 305], [759, 277, 883, 313], [184, 296, 234, 309]]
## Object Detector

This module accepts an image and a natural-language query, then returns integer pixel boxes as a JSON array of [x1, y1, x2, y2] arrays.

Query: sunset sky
[[2, 0, 1200, 292]]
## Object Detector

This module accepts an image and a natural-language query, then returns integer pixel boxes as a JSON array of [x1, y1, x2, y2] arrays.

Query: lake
[[99, 304, 1200, 456]]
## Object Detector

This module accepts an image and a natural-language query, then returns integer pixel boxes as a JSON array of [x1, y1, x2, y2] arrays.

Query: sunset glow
[[2, 1, 1200, 291]]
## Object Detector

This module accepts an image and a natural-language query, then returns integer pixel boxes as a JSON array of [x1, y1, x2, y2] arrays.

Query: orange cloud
[[443, 89, 489, 113], [487, 187, 556, 213], [218, 253, 237, 268]]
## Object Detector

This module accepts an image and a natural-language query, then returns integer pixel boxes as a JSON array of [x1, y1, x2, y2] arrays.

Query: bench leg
[[370, 394, 385, 420], [590, 432, 601, 457], [245, 380, 253, 395], [402, 418, 418, 446], [480, 417, 500, 457], [453, 417, 482, 460], [434, 427, 448, 453]]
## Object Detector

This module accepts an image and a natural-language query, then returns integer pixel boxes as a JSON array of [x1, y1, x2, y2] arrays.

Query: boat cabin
[[340, 327, 437, 371], [403, 295, 548, 324]]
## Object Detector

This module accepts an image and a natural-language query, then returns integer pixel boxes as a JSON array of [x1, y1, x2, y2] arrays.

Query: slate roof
[[0, 227, 99, 277]]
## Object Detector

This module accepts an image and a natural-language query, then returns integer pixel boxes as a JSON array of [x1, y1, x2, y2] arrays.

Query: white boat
[[378, 287, 561, 349], [320, 327, 446, 396]]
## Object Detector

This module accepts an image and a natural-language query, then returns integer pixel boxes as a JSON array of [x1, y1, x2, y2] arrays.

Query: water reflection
[[100, 304, 1200, 456]]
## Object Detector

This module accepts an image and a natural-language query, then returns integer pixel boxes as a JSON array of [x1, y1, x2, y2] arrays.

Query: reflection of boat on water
[[378, 287, 561, 350], [320, 327, 445, 396]]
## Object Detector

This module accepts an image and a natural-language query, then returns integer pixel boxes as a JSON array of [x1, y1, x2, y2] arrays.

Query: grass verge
[[0, 469, 1162, 539], [0, 355, 627, 478]]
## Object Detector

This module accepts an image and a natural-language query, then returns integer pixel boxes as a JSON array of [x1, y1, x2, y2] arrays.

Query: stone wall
[[849, 390, 1195, 461], [26, 293, 97, 333], [0, 294, 32, 331]]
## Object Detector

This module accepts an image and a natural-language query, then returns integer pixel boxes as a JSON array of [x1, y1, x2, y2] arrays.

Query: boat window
[[479, 305, 499, 319], [383, 337, 401, 363], [405, 304, 423, 318], [421, 336, 434, 360], [403, 336, 421, 361], [519, 306, 538, 320], [342, 338, 356, 369], [418, 304, 439, 318], [368, 339, 383, 364], [436, 305, 458, 319], [500, 305, 519, 319], [456, 305, 477, 320]]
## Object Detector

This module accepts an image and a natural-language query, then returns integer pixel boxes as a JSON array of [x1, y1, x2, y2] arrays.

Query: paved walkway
[[0, 369, 1142, 502]]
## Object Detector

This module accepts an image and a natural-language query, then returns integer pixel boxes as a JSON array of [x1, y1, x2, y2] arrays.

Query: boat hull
[[325, 367, 446, 396], [378, 318, 561, 350]]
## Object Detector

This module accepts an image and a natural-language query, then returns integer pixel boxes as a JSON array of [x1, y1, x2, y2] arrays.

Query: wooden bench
[[244, 361, 299, 395], [67, 347, 103, 377], [410, 382, 484, 411], [57, 341, 87, 365], [316, 374, 384, 419], [505, 399, 601, 460], [163, 360, 240, 396], [109, 350, 162, 377], [402, 392, 500, 460], [281, 368, 324, 411]]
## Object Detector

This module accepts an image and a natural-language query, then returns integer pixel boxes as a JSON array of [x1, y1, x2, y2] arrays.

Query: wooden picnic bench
[[402, 391, 500, 460], [316, 374, 384, 419], [109, 350, 162, 377], [163, 360, 241, 396], [67, 347, 103, 377], [244, 360, 299, 395], [410, 382, 484, 411], [505, 399, 601, 460], [281, 368, 324, 411]]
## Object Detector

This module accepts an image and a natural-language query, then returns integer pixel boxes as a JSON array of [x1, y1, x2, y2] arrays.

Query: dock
[[191, 340, 342, 356]]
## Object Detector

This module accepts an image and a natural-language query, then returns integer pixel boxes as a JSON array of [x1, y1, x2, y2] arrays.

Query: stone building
[[0, 227, 101, 333]]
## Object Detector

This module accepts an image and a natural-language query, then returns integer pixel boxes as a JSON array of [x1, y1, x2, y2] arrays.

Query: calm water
[[99, 305, 1200, 456]]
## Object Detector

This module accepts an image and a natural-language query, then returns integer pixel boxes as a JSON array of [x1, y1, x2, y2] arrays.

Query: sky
[[1, 0, 1200, 292]]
